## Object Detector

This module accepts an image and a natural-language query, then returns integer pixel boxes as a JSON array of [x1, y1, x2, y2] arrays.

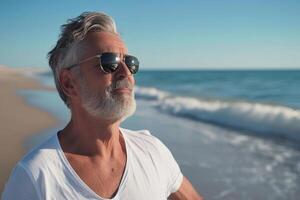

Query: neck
[[59, 110, 125, 159]]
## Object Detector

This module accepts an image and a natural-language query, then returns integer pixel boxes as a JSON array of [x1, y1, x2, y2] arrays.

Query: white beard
[[79, 78, 136, 122]]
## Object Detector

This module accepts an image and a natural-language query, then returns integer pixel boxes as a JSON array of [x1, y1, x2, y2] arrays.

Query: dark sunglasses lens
[[100, 53, 120, 73], [125, 55, 139, 74]]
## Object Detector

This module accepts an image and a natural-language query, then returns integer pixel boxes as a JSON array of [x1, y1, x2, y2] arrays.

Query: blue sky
[[0, 0, 299, 70]]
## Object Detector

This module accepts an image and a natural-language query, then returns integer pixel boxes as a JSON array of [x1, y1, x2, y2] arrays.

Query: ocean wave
[[135, 86, 170, 100], [135, 86, 300, 142]]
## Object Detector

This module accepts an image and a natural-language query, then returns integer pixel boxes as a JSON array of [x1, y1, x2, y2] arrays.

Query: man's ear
[[59, 69, 79, 98]]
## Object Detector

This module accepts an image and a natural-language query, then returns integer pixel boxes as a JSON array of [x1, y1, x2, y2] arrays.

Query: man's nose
[[115, 61, 131, 79]]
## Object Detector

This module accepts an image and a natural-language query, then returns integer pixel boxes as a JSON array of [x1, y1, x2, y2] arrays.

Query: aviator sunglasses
[[68, 52, 139, 74]]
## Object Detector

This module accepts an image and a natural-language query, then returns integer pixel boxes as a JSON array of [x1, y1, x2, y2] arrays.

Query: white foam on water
[[135, 86, 169, 100], [135, 86, 300, 142], [214, 187, 236, 199]]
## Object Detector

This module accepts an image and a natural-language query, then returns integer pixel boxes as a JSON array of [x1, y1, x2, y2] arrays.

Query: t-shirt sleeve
[[153, 136, 184, 195], [2, 163, 41, 200]]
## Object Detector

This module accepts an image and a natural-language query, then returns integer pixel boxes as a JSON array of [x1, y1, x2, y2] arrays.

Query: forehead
[[81, 31, 128, 56]]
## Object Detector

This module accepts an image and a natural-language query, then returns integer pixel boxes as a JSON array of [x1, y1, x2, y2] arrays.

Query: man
[[2, 12, 203, 200]]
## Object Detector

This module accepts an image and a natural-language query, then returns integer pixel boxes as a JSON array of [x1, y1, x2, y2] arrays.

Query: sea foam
[[135, 86, 300, 142]]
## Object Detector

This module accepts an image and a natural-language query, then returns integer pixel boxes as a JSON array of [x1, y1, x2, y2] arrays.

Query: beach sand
[[0, 66, 58, 193]]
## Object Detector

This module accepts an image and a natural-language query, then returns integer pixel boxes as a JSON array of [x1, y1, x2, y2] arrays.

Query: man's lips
[[112, 88, 132, 93]]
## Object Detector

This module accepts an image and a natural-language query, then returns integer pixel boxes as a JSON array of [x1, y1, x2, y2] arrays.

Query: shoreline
[[0, 65, 59, 193]]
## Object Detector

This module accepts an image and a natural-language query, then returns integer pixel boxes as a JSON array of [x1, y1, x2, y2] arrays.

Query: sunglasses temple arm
[[66, 55, 101, 69]]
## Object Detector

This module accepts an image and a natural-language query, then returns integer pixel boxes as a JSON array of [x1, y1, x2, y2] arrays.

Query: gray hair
[[47, 12, 118, 107]]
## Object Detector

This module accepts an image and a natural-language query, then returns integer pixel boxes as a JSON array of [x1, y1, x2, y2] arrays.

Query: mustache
[[110, 79, 134, 91]]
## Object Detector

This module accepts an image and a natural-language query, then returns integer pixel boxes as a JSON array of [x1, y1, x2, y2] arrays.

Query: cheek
[[92, 75, 113, 92], [87, 66, 113, 84], [78, 74, 109, 95]]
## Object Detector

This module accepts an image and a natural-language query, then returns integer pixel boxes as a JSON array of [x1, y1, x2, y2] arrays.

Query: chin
[[80, 88, 137, 122], [84, 99, 137, 122]]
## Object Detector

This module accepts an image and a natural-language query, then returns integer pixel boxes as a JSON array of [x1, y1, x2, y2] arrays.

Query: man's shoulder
[[121, 127, 152, 137], [121, 128, 169, 154], [3, 133, 65, 199], [18, 133, 60, 172], [121, 128, 157, 144]]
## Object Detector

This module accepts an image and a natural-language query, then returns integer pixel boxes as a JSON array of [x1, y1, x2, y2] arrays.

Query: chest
[[40, 149, 168, 200], [67, 155, 126, 199]]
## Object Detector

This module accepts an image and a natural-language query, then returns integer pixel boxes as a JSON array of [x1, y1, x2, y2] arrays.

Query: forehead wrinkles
[[82, 31, 128, 55]]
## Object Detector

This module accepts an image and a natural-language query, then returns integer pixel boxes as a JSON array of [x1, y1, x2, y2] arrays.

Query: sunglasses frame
[[67, 52, 139, 74]]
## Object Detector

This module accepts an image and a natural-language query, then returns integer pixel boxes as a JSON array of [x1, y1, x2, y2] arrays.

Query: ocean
[[20, 69, 300, 200]]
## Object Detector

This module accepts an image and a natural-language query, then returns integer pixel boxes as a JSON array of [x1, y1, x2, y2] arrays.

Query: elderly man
[[2, 12, 203, 200]]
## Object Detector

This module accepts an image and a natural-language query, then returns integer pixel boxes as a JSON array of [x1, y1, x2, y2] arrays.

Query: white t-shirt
[[2, 128, 183, 200]]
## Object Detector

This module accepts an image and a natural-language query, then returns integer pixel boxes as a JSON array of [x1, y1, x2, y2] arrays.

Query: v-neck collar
[[55, 128, 130, 200]]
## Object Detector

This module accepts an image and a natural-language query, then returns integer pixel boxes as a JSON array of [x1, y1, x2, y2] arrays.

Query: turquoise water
[[135, 70, 300, 109]]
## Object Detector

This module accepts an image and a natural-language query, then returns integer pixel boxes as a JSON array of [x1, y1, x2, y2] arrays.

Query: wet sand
[[0, 65, 58, 194]]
